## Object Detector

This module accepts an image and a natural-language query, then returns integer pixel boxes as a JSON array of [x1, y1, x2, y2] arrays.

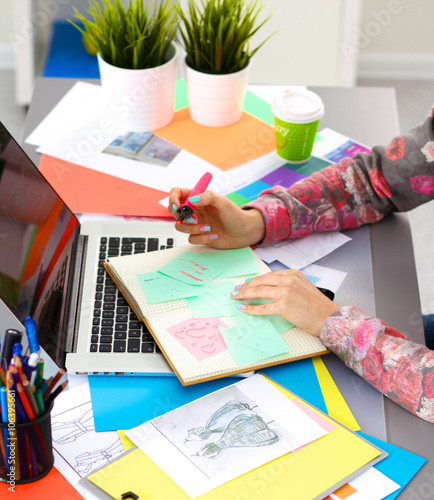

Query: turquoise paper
[[136, 272, 202, 303], [158, 250, 229, 286], [89, 358, 327, 432], [358, 432, 427, 500], [221, 315, 289, 365], [186, 281, 240, 318]]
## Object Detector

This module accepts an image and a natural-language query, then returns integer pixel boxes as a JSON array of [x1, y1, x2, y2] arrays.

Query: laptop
[[0, 122, 188, 375]]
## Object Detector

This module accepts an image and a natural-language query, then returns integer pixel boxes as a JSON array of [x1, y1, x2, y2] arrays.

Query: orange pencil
[[42, 369, 66, 400], [13, 356, 24, 384]]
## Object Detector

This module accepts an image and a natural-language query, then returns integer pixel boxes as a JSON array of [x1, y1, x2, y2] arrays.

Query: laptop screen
[[0, 122, 80, 367]]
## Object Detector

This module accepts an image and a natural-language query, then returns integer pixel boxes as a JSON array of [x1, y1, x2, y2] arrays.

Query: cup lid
[[271, 89, 324, 124]]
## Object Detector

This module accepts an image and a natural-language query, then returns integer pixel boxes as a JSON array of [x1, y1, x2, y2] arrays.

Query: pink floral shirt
[[245, 106, 434, 423]]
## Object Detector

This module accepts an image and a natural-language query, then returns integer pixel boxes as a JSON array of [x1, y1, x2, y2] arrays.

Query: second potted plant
[[70, 0, 179, 131], [177, 0, 274, 127]]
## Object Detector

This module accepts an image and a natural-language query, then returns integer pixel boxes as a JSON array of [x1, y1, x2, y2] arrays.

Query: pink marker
[[176, 172, 213, 225]]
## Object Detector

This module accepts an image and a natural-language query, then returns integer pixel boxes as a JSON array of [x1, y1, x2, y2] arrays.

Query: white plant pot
[[97, 41, 180, 131], [185, 59, 251, 127]]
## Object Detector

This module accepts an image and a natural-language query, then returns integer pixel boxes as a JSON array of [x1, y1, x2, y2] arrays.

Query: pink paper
[[167, 318, 228, 361]]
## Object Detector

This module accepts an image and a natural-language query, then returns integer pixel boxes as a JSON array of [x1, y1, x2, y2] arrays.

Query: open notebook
[[104, 245, 328, 385]]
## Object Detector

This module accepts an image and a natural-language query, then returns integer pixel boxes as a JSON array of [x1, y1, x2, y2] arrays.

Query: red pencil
[[42, 369, 66, 400]]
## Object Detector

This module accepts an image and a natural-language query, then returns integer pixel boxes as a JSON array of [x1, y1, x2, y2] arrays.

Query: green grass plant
[[177, 0, 274, 74], [69, 0, 178, 70]]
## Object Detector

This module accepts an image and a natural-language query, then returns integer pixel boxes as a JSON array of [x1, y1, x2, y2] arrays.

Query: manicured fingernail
[[231, 290, 239, 296], [200, 225, 210, 232], [188, 195, 200, 203], [238, 304, 247, 310], [234, 284, 242, 291], [187, 217, 197, 224], [172, 204, 177, 212], [208, 234, 218, 241], [245, 278, 252, 282]]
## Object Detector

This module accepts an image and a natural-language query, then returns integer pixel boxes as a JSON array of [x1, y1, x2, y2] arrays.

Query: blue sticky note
[[358, 432, 427, 500], [136, 272, 203, 303]]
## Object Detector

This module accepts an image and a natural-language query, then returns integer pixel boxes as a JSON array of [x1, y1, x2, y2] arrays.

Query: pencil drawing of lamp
[[196, 414, 280, 458], [185, 400, 257, 441]]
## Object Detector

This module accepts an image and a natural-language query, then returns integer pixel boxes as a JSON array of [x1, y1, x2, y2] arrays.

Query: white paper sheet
[[299, 263, 347, 293], [265, 231, 351, 269], [330, 466, 400, 500], [126, 374, 328, 498], [51, 382, 124, 500]]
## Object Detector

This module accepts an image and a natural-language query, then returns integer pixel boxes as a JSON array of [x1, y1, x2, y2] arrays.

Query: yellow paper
[[88, 377, 380, 500], [312, 356, 360, 431], [117, 430, 135, 451]]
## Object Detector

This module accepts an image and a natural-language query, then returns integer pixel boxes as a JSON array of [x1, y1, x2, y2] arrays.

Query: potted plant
[[70, 0, 180, 131], [177, 0, 274, 127]]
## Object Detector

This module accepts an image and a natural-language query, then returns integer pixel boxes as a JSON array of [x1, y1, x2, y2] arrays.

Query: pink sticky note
[[167, 318, 228, 361]]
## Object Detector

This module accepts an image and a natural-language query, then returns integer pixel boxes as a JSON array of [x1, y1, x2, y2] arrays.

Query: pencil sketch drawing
[[186, 399, 280, 458]]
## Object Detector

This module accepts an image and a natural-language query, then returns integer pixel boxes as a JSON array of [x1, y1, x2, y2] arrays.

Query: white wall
[[246, 0, 361, 86], [0, 2, 15, 68], [358, 0, 434, 79]]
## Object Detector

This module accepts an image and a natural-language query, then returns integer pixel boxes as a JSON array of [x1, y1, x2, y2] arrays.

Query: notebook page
[[106, 245, 271, 318]]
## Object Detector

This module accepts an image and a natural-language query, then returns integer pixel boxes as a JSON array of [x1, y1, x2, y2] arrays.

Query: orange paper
[[153, 108, 276, 170], [39, 155, 170, 217], [0, 466, 84, 499]]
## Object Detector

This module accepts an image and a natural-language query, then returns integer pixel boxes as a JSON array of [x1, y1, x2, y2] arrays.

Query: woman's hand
[[231, 269, 340, 336], [168, 188, 266, 249]]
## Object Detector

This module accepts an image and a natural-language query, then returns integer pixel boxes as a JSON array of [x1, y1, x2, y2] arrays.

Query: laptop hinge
[[65, 234, 88, 353]]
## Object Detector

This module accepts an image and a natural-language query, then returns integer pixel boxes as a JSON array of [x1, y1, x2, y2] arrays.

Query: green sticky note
[[175, 79, 189, 110], [186, 281, 240, 318], [158, 251, 229, 286], [136, 272, 202, 304], [204, 248, 260, 279], [221, 315, 290, 365], [268, 316, 294, 334], [243, 90, 274, 125]]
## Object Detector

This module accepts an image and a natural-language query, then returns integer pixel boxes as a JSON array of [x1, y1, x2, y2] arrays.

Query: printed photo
[[103, 131, 181, 166]]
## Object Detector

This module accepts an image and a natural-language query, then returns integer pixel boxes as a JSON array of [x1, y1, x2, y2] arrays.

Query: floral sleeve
[[320, 306, 434, 423], [244, 106, 434, 243]]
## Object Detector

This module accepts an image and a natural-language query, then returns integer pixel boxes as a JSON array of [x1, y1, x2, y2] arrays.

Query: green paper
[[158, 251, 229, 286], [136, 272, 202, 304], [243, 90, 274, 125], [174, 79, 189, 110], [186, 281, 240, 318], [203, 248, 260, 279], [221, 315, 290, 365], [226, 192, 251, 207]]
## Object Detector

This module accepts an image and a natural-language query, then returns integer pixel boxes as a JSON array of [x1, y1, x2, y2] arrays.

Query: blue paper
[[89, 357, 327, 431], [358, 432, 427, 500]]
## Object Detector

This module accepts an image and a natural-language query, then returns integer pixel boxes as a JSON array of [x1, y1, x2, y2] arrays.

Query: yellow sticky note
[[312, 356, 360, 431], [117, 429, 135, 451], [88, 377, 379, 500]]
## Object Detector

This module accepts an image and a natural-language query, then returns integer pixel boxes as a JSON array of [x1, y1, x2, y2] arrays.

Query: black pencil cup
[[0, 402, 54, 485]]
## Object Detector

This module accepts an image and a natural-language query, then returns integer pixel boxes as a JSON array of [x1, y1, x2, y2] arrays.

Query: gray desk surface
[[23, 79, 432, 498]]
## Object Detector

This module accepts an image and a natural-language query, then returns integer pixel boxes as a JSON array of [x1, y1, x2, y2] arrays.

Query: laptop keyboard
[[90, 236, 174, 354]]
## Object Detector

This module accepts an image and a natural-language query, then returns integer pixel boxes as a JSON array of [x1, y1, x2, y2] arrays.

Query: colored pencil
[[42, 369, 66, 400]]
